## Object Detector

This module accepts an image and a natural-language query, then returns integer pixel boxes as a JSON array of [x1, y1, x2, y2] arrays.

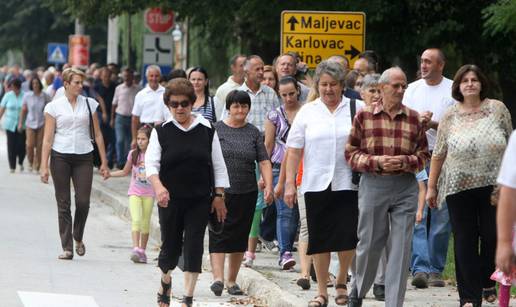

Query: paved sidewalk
[[91, 174, 497, 307]]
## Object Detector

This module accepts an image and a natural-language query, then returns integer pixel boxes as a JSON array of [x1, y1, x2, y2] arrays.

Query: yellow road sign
[[281, 11, 366, 69]]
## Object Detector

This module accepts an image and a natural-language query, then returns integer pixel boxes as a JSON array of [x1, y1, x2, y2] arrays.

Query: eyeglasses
[[169, 100, 191, 108]]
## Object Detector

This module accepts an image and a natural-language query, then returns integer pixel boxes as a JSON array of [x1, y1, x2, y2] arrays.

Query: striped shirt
[[192, 96, 216, 123], [238, 82, 280, 132], [345, 101, 429, 174]]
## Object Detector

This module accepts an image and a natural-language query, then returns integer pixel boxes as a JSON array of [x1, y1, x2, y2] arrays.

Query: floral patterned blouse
[[433, 99, 513, 205]]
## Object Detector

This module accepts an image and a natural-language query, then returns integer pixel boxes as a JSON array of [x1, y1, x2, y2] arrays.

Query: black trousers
[[6, 129, 26, 170], [158, 196, 211, 273], [446, 186, 496, 304]]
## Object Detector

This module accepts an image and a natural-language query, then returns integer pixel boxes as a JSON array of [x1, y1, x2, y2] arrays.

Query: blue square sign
[[47, 43, 68, 64]]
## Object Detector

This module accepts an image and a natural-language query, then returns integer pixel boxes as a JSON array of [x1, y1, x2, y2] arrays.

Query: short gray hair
[[360, 73, 380, 90], [145, 65, 161, 76], [313, 60, 346, 87], [379, 67, 405, 84], [244, 55, 263, 72]]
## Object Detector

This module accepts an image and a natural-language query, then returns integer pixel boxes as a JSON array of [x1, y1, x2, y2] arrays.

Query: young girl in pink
[[109, 125, 154, 263]]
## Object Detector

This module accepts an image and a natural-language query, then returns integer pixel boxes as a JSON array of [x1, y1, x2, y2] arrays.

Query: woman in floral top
[[426, 64, 512, 307]]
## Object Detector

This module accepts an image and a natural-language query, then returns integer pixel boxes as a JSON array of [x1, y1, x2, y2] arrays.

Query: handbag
[[85, 98, 101, 167], [349, 98, 361, 186]]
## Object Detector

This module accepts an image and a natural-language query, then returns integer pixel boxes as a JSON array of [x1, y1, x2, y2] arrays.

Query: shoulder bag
[[85, 98, 101, 167], [350, 98, 361, 185]]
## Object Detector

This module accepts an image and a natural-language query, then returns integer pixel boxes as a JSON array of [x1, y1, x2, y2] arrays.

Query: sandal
[[75, 241, 86, 256], [326, 273, 336, 288], [210, 280, 224, 296], [181, 295, 193, 307], [482, 287, 497, 303], [58, 251, 73, 260], [157, 277, 171, 306], [335, 283, 348, 305], [308, 295, 328, 307]]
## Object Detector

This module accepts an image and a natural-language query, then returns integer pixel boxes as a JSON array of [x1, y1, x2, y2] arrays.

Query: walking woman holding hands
[[40, 68, 109, 260]]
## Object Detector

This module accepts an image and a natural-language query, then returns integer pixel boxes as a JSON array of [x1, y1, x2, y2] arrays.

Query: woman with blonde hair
[[40, 67, 109, 260]]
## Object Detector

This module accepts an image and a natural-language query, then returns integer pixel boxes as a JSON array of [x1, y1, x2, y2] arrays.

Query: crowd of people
[[1, 47, 515, 307]]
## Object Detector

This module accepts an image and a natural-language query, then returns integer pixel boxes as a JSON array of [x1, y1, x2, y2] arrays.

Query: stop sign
[[145, 8, 174, 33]]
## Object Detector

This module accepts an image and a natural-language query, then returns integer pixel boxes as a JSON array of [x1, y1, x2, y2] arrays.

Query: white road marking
[[17, 291, 99, 307]]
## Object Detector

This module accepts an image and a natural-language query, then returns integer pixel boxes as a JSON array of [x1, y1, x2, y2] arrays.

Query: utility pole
[[107, 17, 119, 64], [75, 19, 85, 35]]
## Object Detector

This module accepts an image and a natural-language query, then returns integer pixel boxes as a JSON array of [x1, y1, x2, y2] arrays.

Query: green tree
[[0, 0, 73, 67], [44, 0, 516, 123], [483, 0, 516, 35]]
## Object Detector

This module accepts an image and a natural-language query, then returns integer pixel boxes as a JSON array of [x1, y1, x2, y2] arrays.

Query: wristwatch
[[214, 192, 225, 200]]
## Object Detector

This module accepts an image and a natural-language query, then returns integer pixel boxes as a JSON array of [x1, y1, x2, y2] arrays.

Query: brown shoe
[[411, 272, 428, 288], [428, 272, 445, 287]]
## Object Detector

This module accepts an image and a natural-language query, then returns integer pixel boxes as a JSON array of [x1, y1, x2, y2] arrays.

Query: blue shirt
[[0, 90, 24, 132]]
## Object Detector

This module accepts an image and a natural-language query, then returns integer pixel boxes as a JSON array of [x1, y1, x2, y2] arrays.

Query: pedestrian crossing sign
[[47, 43, 68, 64]]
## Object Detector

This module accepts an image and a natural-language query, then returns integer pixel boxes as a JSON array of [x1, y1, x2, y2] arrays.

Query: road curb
[[236, 267, 306, 307], [91, 179, 304, 307]]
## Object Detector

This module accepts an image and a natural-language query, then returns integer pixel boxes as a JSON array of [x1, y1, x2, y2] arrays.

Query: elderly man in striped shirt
[[345, 67, 430, 307]]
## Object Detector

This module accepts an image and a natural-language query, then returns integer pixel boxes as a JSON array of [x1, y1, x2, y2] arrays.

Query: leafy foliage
[[483, 0, 516, 35]]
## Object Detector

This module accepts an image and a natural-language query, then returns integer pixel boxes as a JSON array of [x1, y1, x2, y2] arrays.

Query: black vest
[[156, 122, 214, 200]]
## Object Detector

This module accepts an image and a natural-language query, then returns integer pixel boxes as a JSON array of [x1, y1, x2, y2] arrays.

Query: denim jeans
[[411, 164, 451, 275], [115, 114, 131, 167], [272, 166, 299, 256]]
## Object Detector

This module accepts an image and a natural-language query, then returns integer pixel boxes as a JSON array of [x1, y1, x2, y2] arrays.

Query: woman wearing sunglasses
[[146, 78, 229, 307]]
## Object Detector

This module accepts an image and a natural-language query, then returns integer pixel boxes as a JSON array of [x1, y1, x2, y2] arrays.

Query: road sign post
[[281, 11, 366, 69], [142, 7, 175, 85]]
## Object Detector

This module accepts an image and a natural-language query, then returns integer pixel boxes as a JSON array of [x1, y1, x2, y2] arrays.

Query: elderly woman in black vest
[[146, 78, 230, 307]]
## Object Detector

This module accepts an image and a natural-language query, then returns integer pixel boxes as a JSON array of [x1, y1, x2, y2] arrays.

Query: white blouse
[[287, 97, 364, 194], [44, 95, 99, 154]]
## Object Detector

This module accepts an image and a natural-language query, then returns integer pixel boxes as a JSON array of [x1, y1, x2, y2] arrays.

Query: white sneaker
[[243, 251, 255, 268], [260, 238, 279, 254]]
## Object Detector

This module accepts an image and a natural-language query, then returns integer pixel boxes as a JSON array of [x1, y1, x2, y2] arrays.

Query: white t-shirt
[[497, 130, 516, 189], [287, 97, 364, 194], [131, 85, 165, 124], [44, 95, 99, 154], [403, 77, 455, 150], [215, 76, 241, 120]]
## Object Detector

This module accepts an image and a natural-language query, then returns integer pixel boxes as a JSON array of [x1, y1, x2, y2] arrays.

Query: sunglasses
[[169, 100, 191, 108]]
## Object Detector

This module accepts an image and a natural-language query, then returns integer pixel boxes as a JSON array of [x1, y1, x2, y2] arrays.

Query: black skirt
[[304, 186, 358, 255], [209, 190, 258, 253]]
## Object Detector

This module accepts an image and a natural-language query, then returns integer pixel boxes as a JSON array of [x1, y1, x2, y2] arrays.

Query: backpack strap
[[210, 96, 217, 122], [350, 98, 356, 125]]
